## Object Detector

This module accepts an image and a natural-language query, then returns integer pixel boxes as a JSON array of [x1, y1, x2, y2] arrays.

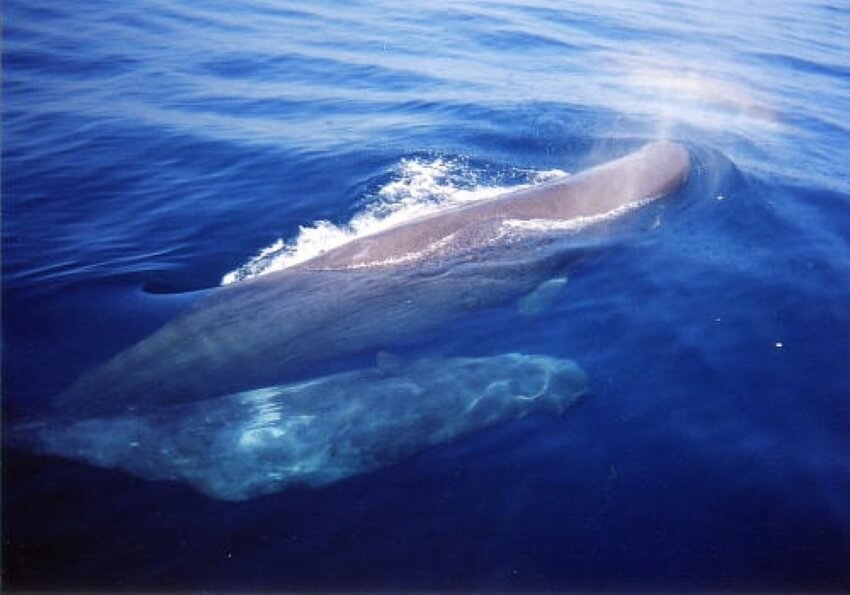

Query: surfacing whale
[[53, 141, 688, 418], [22, 353, 588, 500]]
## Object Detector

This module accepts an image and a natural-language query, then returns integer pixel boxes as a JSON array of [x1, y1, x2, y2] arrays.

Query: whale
[[21, 352, 588, 500], [53, 141, 689, 418]]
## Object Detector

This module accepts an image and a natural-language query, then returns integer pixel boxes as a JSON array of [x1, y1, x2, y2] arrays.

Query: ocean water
[[3, 0, 849, 591]]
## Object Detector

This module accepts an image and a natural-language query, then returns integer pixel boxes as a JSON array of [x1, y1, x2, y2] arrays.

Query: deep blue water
[[3, 0, 850, 591]]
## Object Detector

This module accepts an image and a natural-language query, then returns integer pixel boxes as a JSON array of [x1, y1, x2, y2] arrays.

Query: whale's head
[[502, 354, 588, 416]]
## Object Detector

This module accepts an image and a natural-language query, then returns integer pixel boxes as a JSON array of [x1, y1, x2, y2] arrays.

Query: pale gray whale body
[[55, 141, 689, 418], [29, 353, 588, 500]]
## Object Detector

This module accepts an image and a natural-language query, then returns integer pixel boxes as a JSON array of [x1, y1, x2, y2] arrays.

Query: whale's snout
[[546, 359, 589, 414], [638, 140, 690, 196]]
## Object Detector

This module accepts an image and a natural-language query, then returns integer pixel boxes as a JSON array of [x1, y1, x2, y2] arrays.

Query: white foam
[[222, 157, 567, 284]]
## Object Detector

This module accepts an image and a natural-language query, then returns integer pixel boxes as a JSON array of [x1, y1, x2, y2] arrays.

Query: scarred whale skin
[[54, 141, 689, 417]]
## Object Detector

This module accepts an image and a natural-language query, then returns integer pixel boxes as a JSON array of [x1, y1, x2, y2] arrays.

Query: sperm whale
[[26, 352, 589, 500], [54, 141, 689, 417]]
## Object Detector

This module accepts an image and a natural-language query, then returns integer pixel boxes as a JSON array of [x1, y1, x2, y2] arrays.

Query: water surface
[[3, 0, 849, 591]]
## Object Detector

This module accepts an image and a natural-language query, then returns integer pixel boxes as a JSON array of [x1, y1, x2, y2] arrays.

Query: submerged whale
[[54, 141, 688, 417], [24, 353, 588, 500]]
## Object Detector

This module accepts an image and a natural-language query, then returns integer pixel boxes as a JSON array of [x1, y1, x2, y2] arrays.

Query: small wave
[[221, 157, 567, 284]]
